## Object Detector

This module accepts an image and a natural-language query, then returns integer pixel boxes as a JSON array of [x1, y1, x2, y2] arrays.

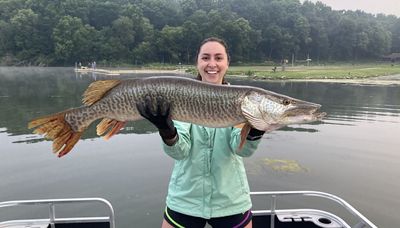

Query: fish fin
[[58, 132, 83, 157], [234, 123, 245, 129], [239, 123, 252, 150], [97, 118, 126, 140], [82, 80, 121, 106], [96, 118, 115, 136], [28, 110, 84, 157]]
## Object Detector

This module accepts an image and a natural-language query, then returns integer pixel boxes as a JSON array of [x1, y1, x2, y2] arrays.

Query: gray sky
[[303, 0, 400, 17]]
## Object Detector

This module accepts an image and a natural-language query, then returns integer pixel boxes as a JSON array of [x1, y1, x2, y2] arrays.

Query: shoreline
[[228, 74, 400, 85], [75, 67, 400, 85]]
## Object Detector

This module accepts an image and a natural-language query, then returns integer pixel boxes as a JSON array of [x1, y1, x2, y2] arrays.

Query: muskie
[[28, 76, 326, 157]]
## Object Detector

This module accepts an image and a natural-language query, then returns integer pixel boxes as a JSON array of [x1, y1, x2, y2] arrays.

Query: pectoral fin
[[239, 123, 252, 150]]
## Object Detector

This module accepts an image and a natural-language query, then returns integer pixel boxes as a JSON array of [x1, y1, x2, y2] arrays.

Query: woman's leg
[[161, 218, 174, 228], [244, 220, 252, 228]]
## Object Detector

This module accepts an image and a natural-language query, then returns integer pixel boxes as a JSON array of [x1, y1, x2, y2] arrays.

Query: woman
[[136, 37, 265, 228]]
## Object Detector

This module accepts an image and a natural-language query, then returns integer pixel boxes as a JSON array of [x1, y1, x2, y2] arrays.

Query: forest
[[0, 0, 399, 66]]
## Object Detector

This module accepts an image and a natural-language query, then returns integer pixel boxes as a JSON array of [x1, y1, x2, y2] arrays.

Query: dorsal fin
[[82, 80, 121, 106]]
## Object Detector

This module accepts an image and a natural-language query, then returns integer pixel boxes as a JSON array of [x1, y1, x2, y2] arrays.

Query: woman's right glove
[[136, 95, 178, 145]]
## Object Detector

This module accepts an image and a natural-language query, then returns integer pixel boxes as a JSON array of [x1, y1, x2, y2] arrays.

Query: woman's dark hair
[[195, 37, 230, 84]]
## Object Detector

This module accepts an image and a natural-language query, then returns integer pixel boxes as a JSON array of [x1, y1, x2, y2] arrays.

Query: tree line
[[0, 0, 399, 66]]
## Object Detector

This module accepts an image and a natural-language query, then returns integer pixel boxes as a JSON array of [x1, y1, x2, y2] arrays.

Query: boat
[[0, 191, 376, 228]]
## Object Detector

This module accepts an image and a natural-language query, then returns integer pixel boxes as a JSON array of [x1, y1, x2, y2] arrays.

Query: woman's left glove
[[136, 95, 178, 145], [246, 128, 265, 141]]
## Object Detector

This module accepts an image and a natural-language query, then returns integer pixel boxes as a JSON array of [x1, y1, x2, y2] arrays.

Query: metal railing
[[0, 198, 115, 228], [250, 191, 377, 228]]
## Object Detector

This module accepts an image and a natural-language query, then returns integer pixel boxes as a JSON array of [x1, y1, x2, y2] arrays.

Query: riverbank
[[227, 64, 400, 80], [74, 64, 400, 85]]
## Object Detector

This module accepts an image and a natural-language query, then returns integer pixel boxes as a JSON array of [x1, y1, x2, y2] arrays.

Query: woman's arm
[[162, 121, 192, 160], [230, 127, 263, 157]]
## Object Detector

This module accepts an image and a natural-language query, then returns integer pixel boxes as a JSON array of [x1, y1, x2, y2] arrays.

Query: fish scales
[[65, 77, 249, 132], [102, 77, 248, 127]]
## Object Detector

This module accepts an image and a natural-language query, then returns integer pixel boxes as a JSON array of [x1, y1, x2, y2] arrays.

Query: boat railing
[[0, 197, 115, 228], [250, 191, 377, 228]]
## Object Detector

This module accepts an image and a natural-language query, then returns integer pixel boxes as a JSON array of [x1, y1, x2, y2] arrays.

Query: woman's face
[[196, 41, 229, 85]]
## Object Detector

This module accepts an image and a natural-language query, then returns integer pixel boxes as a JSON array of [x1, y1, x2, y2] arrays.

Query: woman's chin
[[202, 74, 222, 84]]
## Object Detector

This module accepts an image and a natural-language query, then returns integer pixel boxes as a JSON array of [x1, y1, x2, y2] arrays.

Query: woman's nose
[[207, 58, 217, 67]]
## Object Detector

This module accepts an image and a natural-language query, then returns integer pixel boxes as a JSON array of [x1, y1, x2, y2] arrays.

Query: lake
[[0, 67, 399, 227]]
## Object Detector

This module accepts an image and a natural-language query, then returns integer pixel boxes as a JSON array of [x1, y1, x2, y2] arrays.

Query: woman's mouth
[[206, 70, 218, 74]]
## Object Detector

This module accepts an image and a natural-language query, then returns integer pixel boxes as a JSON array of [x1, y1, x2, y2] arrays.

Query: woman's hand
[[136, 95, 178, 145], [246, 128, 265, 141]]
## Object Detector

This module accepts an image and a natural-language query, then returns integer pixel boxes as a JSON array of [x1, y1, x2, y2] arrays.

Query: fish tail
[[28, 109, 84, 157]]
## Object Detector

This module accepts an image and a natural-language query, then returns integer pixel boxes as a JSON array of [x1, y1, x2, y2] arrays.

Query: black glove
[[136, 95, 177, 144], [246, 128, 265, 141]]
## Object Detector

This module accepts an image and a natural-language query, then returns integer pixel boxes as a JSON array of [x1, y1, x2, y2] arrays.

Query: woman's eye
[[202, 56, 209, 60]]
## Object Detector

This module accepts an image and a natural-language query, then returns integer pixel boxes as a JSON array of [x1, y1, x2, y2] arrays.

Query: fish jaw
[[282, 108, 327, 125], [280, 100, 326, 125], [241, 90, 326, 131]]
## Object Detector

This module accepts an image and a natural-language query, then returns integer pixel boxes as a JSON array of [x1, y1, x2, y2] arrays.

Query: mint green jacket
[[163, 120, 261, 219]]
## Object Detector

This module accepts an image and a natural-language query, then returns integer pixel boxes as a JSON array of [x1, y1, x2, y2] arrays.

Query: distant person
[[93, 61, 96, 69], [136, 37, 265, 228]]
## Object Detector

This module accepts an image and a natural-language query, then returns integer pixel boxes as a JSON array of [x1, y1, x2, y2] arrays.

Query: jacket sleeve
[[162, 121, 192, 160], [229, 127, 262, 157]]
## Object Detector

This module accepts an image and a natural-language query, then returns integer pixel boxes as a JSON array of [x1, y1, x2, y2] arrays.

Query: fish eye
[[282, 99, 291, 106]]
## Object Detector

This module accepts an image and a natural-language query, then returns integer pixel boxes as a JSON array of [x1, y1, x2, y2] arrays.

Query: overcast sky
[[302, 0, 400, 17]]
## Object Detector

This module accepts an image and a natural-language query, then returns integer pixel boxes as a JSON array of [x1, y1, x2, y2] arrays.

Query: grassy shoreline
[[226, 64, 400, 79]]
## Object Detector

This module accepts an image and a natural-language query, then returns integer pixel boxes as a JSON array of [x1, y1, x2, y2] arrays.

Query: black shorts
[[164, 206, 252, 228]]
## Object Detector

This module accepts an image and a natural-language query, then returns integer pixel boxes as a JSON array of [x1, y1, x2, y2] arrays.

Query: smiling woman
[[195, 37, 230, 85]]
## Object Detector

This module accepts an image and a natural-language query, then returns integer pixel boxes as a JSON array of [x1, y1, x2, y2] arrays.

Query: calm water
[[0, 67, 399, 227]]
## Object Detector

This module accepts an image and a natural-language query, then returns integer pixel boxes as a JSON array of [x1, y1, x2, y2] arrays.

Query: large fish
[[28, 76, 326, 157]]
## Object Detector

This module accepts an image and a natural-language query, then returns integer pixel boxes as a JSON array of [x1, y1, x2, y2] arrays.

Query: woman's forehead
[[199, 41, 227, 55]]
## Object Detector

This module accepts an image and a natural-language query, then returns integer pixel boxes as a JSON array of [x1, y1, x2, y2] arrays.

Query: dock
[[74, 67, 185, 76]]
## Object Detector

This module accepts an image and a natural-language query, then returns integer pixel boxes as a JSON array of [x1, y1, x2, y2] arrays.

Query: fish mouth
[[283, 104, 326, 121]]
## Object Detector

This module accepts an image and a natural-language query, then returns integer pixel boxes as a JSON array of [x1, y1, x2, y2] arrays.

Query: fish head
[[241, 90, 326, 131]]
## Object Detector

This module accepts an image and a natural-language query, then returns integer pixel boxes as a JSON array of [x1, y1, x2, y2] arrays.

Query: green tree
[[132, 41, 156, 64], [10, 9, 41, 61], [88, 1, 120, 29], [139, 0, 183, 29], [53, 16, 98, 64], [0, 20, 13, 57], [156, 26, 184, 63]]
